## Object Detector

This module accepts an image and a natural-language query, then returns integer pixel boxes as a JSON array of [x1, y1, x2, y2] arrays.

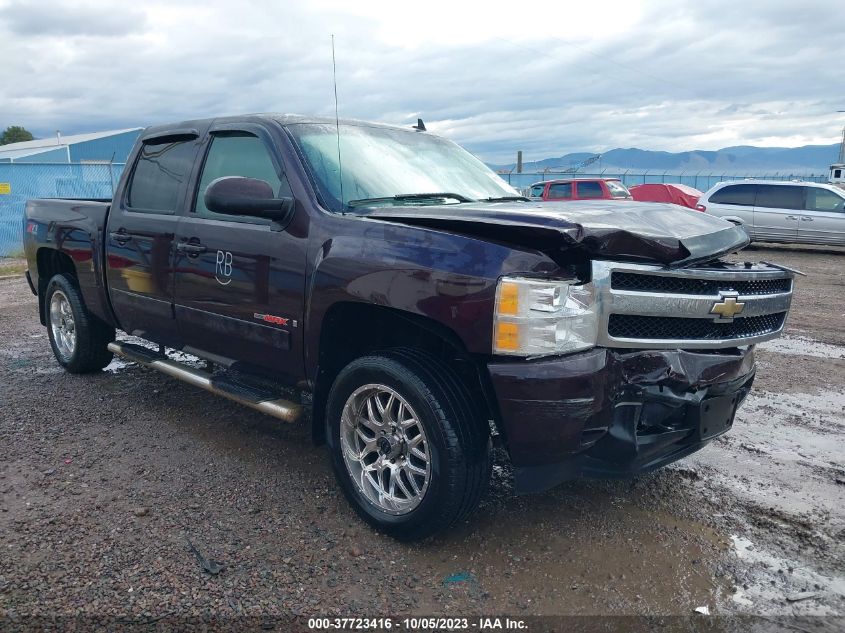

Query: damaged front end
[[486, 259, 794, 494], [489, 347, 755, 493], [362, 199, 751, 268]]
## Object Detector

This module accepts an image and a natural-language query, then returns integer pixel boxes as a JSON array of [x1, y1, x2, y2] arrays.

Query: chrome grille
[[610, 272, 792, 296], [593, 260, 793, 349], [608, 312, 787, 341]]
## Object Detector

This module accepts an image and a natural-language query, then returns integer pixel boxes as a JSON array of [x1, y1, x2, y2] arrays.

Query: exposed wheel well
[[36, 249, 77, 325], [310, 302, 499, 446]]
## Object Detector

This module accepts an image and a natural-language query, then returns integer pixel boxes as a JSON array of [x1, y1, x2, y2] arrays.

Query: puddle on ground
[[103, 357, 132, 373], [699, 388, 845, 512], [686, 388, 845, 616], [758, 335, 845, 360], [406, 495, 728, 615], [729, 535, 845, 615]]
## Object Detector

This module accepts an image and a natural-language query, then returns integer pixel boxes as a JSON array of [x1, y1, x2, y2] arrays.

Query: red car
[[526, 178, 632, 201], [629, 183, 703, 210]]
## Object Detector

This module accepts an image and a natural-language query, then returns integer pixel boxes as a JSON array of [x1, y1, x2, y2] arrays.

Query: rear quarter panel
[[25, 199, 114, 325]]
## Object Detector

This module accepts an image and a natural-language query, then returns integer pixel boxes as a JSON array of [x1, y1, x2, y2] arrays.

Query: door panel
[[752, 184, 801, 242], [173, 130, 306, 379], [106, 135, 201, 344], [106, 215, 180, 340], [800, 188, 845, 244], [752, 208, 799, 242], [174, 217, 304, 375], [798, 210, 845, 244]]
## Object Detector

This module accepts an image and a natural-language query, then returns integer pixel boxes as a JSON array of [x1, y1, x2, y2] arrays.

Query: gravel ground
[[0, 246, 843, 626]]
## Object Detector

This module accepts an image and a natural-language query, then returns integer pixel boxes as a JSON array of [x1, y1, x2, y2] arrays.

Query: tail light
[[695, 203, 706, 212]]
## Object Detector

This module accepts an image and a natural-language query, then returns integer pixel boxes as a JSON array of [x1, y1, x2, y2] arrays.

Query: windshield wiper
[[346, 192, 475, 207], [481, 195, 530, 202]]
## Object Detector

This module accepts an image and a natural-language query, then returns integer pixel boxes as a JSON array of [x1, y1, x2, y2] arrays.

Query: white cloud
[[0, 0, 843, 163]]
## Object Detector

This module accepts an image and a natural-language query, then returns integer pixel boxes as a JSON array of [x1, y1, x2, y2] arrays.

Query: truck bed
[[24, 198, 113, 326]]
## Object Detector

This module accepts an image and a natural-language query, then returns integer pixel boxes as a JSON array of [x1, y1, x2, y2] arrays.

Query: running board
[[107, 342, 303, 423]]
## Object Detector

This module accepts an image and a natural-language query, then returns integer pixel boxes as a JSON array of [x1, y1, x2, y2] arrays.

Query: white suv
[[698, 180, 845, 245]]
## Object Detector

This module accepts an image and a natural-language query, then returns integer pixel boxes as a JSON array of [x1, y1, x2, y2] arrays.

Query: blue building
[[0, 128, 142, 163], [0, 128, 142, 255]]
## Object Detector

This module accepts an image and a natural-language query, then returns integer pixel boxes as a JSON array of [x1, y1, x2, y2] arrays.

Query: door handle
[[801, 216, 814, 221], [176, 242, 208, 256], [109, 231, 132, 244], [785, 215, 799, 220]]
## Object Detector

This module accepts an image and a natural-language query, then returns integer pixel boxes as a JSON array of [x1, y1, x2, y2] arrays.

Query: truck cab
[[526, 178, 632, 201]]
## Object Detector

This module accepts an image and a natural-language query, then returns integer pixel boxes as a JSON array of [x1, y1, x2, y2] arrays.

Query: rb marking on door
[[215, 250, 233, 286]]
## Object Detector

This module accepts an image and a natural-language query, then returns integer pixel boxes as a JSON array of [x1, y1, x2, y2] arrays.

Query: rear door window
[[576, 181, 604, 198], [547, 183, 572, 199], [709, 184, 757, 206], [805, 187, 845, 212], [127, 138, 197, 213], [755, 185, 803, 210]]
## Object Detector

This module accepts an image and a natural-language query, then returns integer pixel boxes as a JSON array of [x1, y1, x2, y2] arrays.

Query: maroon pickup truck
[[22, 115, 794, 539]]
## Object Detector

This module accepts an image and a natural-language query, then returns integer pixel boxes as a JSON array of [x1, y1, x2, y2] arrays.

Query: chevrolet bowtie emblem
[[710, 294, 745, 322]]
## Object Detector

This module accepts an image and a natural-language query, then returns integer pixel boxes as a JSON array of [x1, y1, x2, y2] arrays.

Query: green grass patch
[[0, 258, 27, 277]]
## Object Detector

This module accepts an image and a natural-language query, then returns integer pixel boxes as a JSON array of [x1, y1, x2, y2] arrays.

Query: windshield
[[287, 123, 519, 211], [605, 180, 632, 198]]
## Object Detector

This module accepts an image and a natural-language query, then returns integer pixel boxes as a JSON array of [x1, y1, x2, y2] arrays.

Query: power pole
[[839, 125, 845, 163], [516, 151, 523, 174], [838, 111, 845, 163]]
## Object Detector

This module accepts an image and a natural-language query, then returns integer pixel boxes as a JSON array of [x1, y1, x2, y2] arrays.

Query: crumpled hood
[[361, 199, 749, 267]]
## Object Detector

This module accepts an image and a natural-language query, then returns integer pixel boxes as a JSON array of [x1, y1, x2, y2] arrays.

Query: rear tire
[[45, 274, 114, 374], [326, 349, 491, 541]]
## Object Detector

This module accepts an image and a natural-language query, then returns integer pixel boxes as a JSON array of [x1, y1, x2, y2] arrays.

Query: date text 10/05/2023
[[308, 617, 528, 630]]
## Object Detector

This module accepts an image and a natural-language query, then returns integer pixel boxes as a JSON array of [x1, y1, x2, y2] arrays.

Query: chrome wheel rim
[[340, 384, 431, 515], [49, 290, 76, 359]]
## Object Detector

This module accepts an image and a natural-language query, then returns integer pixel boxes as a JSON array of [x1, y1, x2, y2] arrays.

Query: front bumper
[[487, 346, 755, 493]]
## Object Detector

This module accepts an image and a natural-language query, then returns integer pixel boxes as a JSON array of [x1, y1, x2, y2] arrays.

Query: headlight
[[493, 276, 597, 357]]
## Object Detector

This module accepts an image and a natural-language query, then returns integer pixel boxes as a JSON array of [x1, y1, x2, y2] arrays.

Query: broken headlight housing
[[493, 276, 597, 357]]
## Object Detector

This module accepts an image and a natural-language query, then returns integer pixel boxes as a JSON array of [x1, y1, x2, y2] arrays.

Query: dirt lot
[[1, 246, 843, 626]]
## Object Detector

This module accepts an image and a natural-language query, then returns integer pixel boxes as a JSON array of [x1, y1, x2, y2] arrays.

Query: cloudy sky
[[0, 0, 843, 163]]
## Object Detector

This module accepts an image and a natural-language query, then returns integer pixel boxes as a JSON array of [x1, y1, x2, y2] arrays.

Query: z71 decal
[[254, 313, 298, 328]]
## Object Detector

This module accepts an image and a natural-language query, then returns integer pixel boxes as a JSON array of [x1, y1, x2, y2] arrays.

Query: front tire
[[326, 349, 491, 540], [45, 274, 115, 374]]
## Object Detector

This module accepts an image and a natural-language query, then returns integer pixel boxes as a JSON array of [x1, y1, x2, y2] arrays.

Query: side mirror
[[204, 176, 293, 222]]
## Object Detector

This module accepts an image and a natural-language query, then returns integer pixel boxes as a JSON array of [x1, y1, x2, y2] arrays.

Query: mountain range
[[491, 143, 841, 174]]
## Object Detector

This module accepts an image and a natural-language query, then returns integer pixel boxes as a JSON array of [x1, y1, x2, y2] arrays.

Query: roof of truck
[[528, 177, 623, 186], [140, 114, 419, 139]]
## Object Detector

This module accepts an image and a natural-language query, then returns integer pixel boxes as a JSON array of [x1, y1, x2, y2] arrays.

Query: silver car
[[698, 180, 845, 245]]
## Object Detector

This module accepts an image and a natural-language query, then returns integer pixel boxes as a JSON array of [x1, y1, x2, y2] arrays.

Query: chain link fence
[[0, 162, 833, 256], [0, 162, 125, 256], [497, 169, 830, 192]]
